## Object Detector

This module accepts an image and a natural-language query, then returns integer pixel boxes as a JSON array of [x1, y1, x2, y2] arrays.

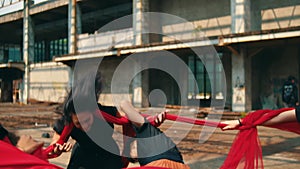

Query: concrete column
[[22, 0, 34, 104], [298, 48, 300, 103], [3, 48, 8, 63], [68, 0, 79, 54], [148, 1, 162, 43], [231, 0, 261, 33], [68, 66, 74, 92], [232, 47, 252, 112], [141, 70, 149, 107], [178, 62, 189, 106], [1, 80, 13, 102], [132, 70, 142, 107], [45, 40, 50, 61], [76, 4, 82, 34], [132, 0, 150, 107], [133, 0, 149, 45]]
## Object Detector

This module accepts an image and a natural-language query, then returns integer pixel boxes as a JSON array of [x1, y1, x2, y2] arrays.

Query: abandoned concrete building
[[0, 0, 299, 112]]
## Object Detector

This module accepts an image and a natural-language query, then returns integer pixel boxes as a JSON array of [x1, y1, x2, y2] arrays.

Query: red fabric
[[0, 140, 62, 169], [3, 135, 12, 144], [221, 108, 300, 169], [44, 123, 74, 159], [94, 110, 225, 168], [94, 109, 226, 128], [45, 108, 300, 169], [165, 113, 226, 128], [31, 144, 48, 161], [4, 108, 298, 168], [124, 167, 170, 169], [45, 110, 226, 161]]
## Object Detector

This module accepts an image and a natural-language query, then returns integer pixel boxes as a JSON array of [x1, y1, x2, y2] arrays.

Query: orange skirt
[[145, 159, 190, 169]]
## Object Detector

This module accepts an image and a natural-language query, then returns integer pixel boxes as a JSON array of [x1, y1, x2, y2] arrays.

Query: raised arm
[[120, 100, 166, 127], [120, 100, 145, 127], [222, 109, 298, 130], [48, 131, 73, 157]]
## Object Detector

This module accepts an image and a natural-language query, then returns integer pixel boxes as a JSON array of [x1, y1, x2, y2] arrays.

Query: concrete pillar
[[3, 48, 8, 63], [232, 47, 252, 112], [131, 72, 142, 107], [1, 80, 13, 102], [298, 48, 300, 103], [148, 1, 162, 43], [231, 0, 261, 33], [76, 3, 82, 34], [132, 0, 150, 107], [45, 40, 50, 61], [68, 66, 74, 92], [141, 70, 149, 107], [133, 0, 150, 45], [22, 0, 34, 104], [68, 0, 81, 54]]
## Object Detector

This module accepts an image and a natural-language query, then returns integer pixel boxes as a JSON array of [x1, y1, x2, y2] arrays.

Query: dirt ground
[[1, 103, 300, 169]]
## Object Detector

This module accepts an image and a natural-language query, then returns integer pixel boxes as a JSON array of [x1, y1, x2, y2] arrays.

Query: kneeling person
[[120, 101, 190, 169]]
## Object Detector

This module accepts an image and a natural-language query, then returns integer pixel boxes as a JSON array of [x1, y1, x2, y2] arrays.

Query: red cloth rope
[[221, 108, 300, 169], [43, 122, 74, 159], [45, 108, 300, 169], [94, 110, 226, 128], [124, 167, 170, 169], [44, 110, 226, 160]]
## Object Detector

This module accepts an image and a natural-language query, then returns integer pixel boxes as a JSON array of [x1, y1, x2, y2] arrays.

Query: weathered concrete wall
[[156, 0, 300, 39], [29, 62, 70, 103], [98, 57, 135, 106], [77, 28, 134, 53], [160, 0, 230, 21], [159, 0, 231, 39], [231, 0, 261, 33], [73, 0, 300, 59], [97, 54, 187, 108], [261, 2, 300, 30], [0, 0, 23, 16]]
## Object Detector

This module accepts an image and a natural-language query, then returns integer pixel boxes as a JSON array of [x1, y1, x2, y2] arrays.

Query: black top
[[134, 121, 184, 166], [282, 81, 298, 106], [0, 124, 8, 140], [295, 106, 300, 123], [53, 104, 123, 169], [54, 104, 117, 148]]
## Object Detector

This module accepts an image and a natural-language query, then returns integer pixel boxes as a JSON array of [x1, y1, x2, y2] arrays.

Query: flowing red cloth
[[0, 140, 62, 169], [45, 108, 300, 169], [124, 167, 170, 169], [94, 109, 226, 127], [46, 110, 226, 156], [44, 122, 74, 159], [45, 110, 226, 167], [221, 108, 300, 169], [125, 167, 170, 169]]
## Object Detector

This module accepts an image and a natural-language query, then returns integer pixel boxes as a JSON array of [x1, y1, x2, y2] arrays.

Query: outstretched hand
[[222, 119, 241, 130], [51, 142, 73, 156], [145, 110, 167, 127], [153, 111, 167, 127]]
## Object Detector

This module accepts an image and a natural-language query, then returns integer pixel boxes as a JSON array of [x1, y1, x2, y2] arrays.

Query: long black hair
[[62, 70, 103, 123]]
